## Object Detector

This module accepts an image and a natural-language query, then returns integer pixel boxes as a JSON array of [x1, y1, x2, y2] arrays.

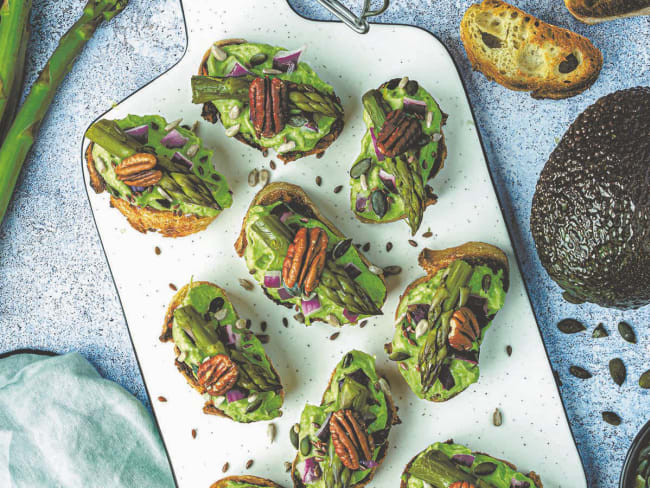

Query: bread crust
[[290, 358, 400, 488], [198, 39, 344, 163], [460, 0, 603, 99], [210, 475, 283, 488], [85, 142, 217, 237], [234, 182, 387, 325], [399, 442, 544, 488], [160, 281, 284, 420], [564, 0, 650, 23]]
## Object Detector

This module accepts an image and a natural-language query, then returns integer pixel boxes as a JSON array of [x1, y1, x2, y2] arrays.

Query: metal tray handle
[[315, 0, 389, 33]]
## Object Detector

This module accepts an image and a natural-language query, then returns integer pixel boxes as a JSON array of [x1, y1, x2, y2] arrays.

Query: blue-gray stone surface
[[0, 1, 647, 487]]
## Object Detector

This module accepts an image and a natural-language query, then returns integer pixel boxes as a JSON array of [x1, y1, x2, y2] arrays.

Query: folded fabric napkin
[[0, 352, 175, 488]]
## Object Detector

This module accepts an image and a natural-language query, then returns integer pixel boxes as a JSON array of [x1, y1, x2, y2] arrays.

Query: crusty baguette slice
[[160, 281, 284, 420], [86, 144, 216, 237], [565, 0, 650, 23], [198, 39, 344, 163], [460, 0, 603, 99], [210, 475, 284, 488]]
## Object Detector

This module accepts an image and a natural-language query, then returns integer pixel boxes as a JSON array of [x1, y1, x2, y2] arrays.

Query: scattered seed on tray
[[639, 370, 650, 389], [157, 396, 167, 403], [569, 365, 592, 379], [267, 423, 276, 443], [316, 152, 324, 159], [553, 370, 563, 387], [270, 160, 276, 170], [609, 358, 626, 386], [506, 345, 512, 356], [334, 185, 343, 194], [408, 239, 418, 247], [169, 283, 177, 291], [362, 243, 370, 252], [222, 462, 229, 473], [260, 321, 267, 332], [493, 408, 503, 426], [282, 317, 288, 328], [154, 246, 161, 255], [359, 320, 368, 328], [191, 429, 197, 439], [257, 334, 270, 344], [422, 230, 433, 238], [284, 461, 292, 472], [239, 278, 254, 291], [592, 323, 608, 338], [383, 265, 402, 276], [557, 318, 586, 334], [245, 459, 254, 469], [316, 176, 322, 186], [618, 321, 636, 344], [602, 411, 622, 426], [386, 242, 393, 252], [262, 149, 269, 157], [330, 332, 340, 341]]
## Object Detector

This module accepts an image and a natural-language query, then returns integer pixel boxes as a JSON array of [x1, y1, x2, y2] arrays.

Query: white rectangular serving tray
[[81, 1, 587, 486]]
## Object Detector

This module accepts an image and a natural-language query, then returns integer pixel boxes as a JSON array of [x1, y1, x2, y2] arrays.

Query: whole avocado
[[531, 87, 650, 309]]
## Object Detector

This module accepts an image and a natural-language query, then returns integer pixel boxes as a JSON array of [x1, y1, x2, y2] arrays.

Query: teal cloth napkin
[[0, 352, 175, 488]]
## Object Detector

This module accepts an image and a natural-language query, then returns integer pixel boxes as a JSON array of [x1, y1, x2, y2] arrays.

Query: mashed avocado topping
[[221, 482, 274, 488], [350, 81, 444, 223], [404, 442, 537, 488], [293, 351, 392, 488], [204, 42, 339, 154], [390, 261, 506, 401], [171, 283, 282, 422], [243, 201, 386, 326]]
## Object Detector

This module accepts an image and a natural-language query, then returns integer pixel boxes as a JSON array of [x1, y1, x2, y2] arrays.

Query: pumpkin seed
[[389, 351, 411, 361], [343, 353, 353, 368], [474, 462, 497, 475], [288, 114, 309, 127], [608, 358, 626, 386], [383, 265, 402, 276], [406, 80, 419, 95], [332, 238, 352, 259], [569, 365, 592, 379], [250, 52, 267, 66], [350, 158, 371, 178], [209, 297, 225, 313], [557, 318, 586, 334], [215, 308, 228, 321], [371, 190, 388, 218], [602, 411, 621, 426], [259, 169, 270, 187], [639, 370, 650, 389], [481, 274, 491, 293], [246, 397, 262, 413], [186, 144, 200, 157], [248, 168, 259, 187], [618, 321, 636, 343], [493, 408, 502, 426], [592, 323, 608, 338], [290, 424, 299, 449], [300, 436, 311, 456]]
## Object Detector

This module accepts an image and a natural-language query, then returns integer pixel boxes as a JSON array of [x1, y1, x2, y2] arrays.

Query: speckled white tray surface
[[81, 1, 587, 486]]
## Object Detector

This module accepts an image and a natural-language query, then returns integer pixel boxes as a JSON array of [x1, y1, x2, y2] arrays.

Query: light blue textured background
[[0, 1, 647, 487]]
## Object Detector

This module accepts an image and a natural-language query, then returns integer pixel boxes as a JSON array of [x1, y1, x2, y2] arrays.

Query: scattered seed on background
[[639, 370, 650, 389], [191, 429, 197, 439], [169, 283, 177, 291], [386, 242, 393, 252], [222, 462, 229, 473], [557, 318, 586, 334], [267, 423, 276, 443], [618, 321, 637, 344], [493, 408, 503, 426], [270, 160, 276, 170], [602, 411, 622, 426], [239, 278, 254, 291], [330, 332, 340, 341], [261, 321, 267, 332], [315, 176, 322, 186], [334, 185, 343, 194], [383, 265, 402, 276], [259, 169, 270, 187], [592, 323, 608, 338], [257, 334, 270, 344], [553, 370, 563, 387], [157, 396, 167, 402], [245, 459, 254, 469], [506, 345, 512, 356], [408, 239, 418, 247], [359, 320, 368, 328], [609, 358, 626, 386], [362, 242, 370, 252], [422, 230, 433, 238], [282, 317, 288, 328], [154, 246, 161, 255], [284, 461, 292, 472], [248, 169, 259, 187], [569, 365, 592, 379]]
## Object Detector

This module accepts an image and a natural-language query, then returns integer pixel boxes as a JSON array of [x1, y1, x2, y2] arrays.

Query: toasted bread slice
[[210, 475, 284, 488], [565, 0, 650, 23], [198, 39, 344, 163], [291, 353, 400, 488], [460, 0, 603, 99], [160, 281, 284, 420]]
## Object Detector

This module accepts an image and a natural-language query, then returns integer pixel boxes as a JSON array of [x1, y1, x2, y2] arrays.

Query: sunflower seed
[[284, 461, 292, 472], [239, 278, 254, 291], [229, 105, 240, 119], [602, 411, 621, 426], [609, 358, 626, 386], [164, 118, 182, 132], [293, 313, 305, 323], [263, 68, 283, 75], [191, 120, 199, 133], [213, 395, 225, 406], [315, 176, 322, 186], [493, 408, 502, 426], [360, 320, 368, 328], [350, 158, 371, 178], [474, 462, 497, 475], [259, 169, 270, 187], [191, 428, 197, 439], [277, 140, 296, 153], [640, 370, 650, 389], [225, 123, 240, 137], [248, 168, 259, 187], [245, 459, 254, 469], [222, 462, 230, 473], [426, 110, 433, 128], [282, 317, 289, 328], [360, 174, 368, 191], [569, 365, 592, 379], [211, 43, 227, 61], [618, 321, 636, 344], [386, 242, 393, 252], [334, 185, 343, 194], [362, 242, 370, 252], [415, 319, 430, 339], [408, 239, 418, 247], [186, 144, 200, 158], [383, 265, 402, 276], [158, 396, 167, 403], [557, 318, 586, 334], [215, 308, 228, 321], [250, 52, 267, 65], [369, 265, 383, 275], [422, 230, 433, 238], [592, 323, 608, 338], [506, 345, 512, 356], [157, 187, 173, 201], [235, 319, 247, 330], [270, 160, 276, 169], [330, 332, 340, 341], [398, 76, 409, 89]]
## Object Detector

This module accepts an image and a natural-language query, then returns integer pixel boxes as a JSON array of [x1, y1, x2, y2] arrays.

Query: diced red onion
[[226, 388, 245, 403], [278, 287, 293, 301], [264, 271, 282, 288], [510, 479, 531, 488], [369, 127, 384, 161], [451, 454, 475, 467], [302, 120, 318, 132], [224, 324, 238, 346], [161, 129, 188, 148], [172, 151, 193, 168], [302, 295, 321, 316], [129, 185, 146, 192], [407, 304, 429, 323], [273, 47, 304, 73], [343, 309, 358, 323], [359, 459, 379, 469], [355, 195, 368, 212], [403, 97, 427, 115], [124, 124, 149, 144], [302, 457, 321, 483], [280, 211, 293, 223], [226, 62, 253, 77], [378, 169, 397, 193], [343, 262, 361, 279]]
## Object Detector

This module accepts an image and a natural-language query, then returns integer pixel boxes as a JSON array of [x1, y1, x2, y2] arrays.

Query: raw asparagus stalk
[[0, 0, 130, 225], [230, 350, 281, 392], [174, 306, 226, 357], [361, 89, 389, 127], [408, 450, 497, 488], [0, 0, 32, 142]]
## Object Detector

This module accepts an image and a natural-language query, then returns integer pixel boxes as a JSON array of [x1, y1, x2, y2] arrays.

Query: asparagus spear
[[0, 0, 32, 142], [174, 306, 226, 357], [0, 0, 130, 225], [408, 449, 498, 488]]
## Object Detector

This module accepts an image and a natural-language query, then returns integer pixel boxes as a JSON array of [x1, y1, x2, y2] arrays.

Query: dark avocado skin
[[530, 86, 650, 310]]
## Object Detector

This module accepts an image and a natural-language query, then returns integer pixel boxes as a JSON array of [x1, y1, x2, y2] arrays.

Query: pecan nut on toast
[[386, 242, 509, 402], [400, 440, 543, 488], [235, 182, 387, 327], [350, 78, 447, 235], [160, 281, 283, 422], [291, 350, 399, 488], [192, 39, 344, 162], [210, 476, 284, 488], [85, 114, 232, 237], [460, 0, 603, 99], [564, 0, 650, 23]]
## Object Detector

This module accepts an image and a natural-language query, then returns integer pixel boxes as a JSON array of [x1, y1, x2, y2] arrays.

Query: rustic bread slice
[[565, 0, 650, 23], [210, 475, 284, 488], [460, 0, 603, 99]]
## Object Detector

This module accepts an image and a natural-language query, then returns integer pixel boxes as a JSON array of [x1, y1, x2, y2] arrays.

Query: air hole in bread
[[480, 31, 503, 48], [511, 12, 517, 18], [559, 53, 579, 74]]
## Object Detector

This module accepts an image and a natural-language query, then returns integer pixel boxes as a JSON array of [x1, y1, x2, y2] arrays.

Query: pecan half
[[449, 483, 476, 488], [115, 153, 162, 187], [196, 354, 239, 396], [376, 109, 422, 157], [448, 307, 480, 351], [249, 77, 288, 138], [330, 409, 374, 470], [281, 227, 328, 294]]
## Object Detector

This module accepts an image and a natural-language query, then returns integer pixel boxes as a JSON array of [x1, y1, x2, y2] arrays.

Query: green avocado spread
[[404, 442, 537, 488], [204, 42, 339, 154], [172, 283, 283, 422], [349, 80, 444, 223], [90, 114, 232, 217], [243, 201, 386, 326], [390, 260, 506, 401], [293, 351, 393, 488]]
